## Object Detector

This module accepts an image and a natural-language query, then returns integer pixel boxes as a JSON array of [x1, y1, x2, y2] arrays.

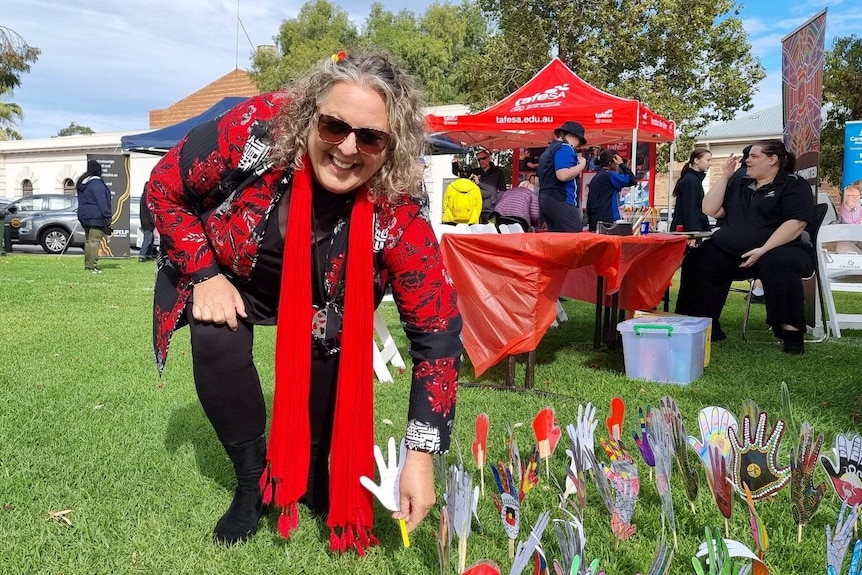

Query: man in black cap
[[537, 120, 588, 232], [451, 148, 508, 222]]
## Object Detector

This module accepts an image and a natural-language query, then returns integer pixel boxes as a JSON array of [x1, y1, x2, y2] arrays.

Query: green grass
[[1, 253, 861, 574]]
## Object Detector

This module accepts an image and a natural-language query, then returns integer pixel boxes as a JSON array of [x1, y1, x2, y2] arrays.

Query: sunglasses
[[316, 114, 391, 155], [477, 155, 490, 161]]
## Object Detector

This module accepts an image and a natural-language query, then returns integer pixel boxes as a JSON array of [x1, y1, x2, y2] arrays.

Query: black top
[[670, 169, 710, 232], [711, 171, 814, 256], [241, 185, 353, 324]]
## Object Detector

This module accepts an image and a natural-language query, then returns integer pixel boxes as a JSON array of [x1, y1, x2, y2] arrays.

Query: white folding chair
[[372, 308, 406, 383], [816, 223, 862, 338], [469, 223, 498, 234], [434, 223, 473, 242]]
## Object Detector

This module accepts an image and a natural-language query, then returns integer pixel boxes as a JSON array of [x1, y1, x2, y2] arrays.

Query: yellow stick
[[459, 537, 467, 574], [725, 517, 730, 539], [399, 518, 411, 548], [797, 523, 803, 544], [509, 538, 515, 559]]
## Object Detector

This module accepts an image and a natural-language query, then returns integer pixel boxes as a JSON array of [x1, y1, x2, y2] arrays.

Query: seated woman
[[675, 139, 815, 354]]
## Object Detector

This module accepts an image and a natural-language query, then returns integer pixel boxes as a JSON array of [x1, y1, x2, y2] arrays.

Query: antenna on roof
[[235, 0, 256, 69], [235, 0, 240, 69]]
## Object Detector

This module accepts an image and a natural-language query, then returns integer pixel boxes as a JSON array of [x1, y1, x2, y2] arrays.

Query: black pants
[[675, 240, 815, 335], [187, 306, 339, 512], [539, 194, 583, 232]]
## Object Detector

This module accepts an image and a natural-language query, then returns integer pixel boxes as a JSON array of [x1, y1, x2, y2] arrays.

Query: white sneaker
[[90, 268, 103, 274]]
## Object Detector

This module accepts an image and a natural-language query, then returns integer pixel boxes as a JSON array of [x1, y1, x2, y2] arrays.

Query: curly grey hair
[[270, 50, 427, 203]]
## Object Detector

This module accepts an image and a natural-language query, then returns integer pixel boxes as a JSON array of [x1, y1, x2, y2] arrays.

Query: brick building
[[149, 68, 260, 128]]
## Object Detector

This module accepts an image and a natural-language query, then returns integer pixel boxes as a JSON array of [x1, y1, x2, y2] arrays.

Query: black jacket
[[140, 187, 155, 231], [670, 169, 710, 232]]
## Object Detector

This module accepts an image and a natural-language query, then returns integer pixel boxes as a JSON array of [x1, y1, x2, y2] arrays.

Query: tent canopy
[[121, 97, 247, 154], [426, 58, 675, 150], [123, 96, 468, 155]]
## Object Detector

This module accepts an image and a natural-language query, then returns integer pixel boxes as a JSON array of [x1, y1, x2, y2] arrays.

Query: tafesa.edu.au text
[[495, 115, 555, 124]]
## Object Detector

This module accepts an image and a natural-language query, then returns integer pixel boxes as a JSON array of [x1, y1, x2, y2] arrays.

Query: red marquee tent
[[426, 58, 675, 150]]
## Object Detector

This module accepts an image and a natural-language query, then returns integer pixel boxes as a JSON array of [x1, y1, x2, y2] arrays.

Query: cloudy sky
[[4, 0, 860, 139]]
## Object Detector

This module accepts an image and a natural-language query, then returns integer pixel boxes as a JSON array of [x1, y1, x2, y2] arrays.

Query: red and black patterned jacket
[[147, 93, 462, 453]]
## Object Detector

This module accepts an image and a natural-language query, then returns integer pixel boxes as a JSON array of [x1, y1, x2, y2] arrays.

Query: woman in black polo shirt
[[675, 139, 814, 354]]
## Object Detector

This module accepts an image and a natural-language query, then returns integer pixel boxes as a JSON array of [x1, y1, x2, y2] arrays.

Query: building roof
[[698, 104, 783, 141], [148, 69, 260, 128]]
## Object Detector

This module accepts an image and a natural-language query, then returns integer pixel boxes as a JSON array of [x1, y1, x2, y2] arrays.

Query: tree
[[250, 0, 360, 91], [251, 0, 491, 107], [475, 0, 765, 154], [0, 86, 23, 141], [1, 26, 40, 139], [821, 34, 862, 187], [360, 1, 490, 105], [54, 122, 95, 137]]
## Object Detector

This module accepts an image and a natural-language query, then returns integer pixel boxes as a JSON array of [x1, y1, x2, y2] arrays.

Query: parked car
[[14, 197, 141, 254], [2, 194, 78, 243]]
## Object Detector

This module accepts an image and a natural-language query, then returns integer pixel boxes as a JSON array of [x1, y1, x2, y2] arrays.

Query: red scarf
[[261, 156, 377, 555]]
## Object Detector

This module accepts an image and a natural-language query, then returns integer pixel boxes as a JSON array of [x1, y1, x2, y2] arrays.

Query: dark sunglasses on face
[[316, 114, 391, 155], [477, 155, 490, 161]]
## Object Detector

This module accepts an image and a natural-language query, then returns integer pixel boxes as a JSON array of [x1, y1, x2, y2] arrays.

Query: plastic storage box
[[617, 315, 712, 384]]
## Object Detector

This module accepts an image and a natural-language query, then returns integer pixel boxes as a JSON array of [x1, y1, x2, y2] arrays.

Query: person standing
[[148, 51, 462, 552], [76, 159, 112, 273], [585, 149, 638, 231], [537, 121, 588, 232], [139, 182, 157, 262], [669, 148, 713, 232]]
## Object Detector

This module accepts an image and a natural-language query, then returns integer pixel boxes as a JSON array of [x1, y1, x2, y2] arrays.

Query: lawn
[[0, 252, 860, 574]]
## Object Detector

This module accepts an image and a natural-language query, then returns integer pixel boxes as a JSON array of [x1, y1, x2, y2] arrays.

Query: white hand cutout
[[360, 436, 407, 512]]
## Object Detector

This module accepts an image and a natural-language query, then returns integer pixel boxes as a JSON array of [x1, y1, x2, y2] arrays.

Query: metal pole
[[57, 221, 80, 260]]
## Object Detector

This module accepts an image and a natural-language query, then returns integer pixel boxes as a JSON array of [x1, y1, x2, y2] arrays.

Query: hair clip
[[331, 50, 348, 62]]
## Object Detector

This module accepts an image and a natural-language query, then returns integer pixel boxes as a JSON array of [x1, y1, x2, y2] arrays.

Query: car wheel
[[40, 227, 70, 254]]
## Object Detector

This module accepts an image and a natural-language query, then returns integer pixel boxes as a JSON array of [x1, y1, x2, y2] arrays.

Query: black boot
[[782, 329, 804, 355], [213, 436, 266, 545]]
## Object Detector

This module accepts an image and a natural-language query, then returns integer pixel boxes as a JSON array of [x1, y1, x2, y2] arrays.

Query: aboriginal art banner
[[781, 8, 827, 191], [87, 154, 131, 258]]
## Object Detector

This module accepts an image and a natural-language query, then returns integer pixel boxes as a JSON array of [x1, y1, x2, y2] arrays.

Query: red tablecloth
[[440, 232, 687, 376]]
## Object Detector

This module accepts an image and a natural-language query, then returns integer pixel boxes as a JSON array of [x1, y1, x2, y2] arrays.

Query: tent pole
[[631, 125, 639, 210], [667, 140, 676, 226]]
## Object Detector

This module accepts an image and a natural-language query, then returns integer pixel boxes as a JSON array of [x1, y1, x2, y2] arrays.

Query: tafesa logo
[[512, 84, 569, 111], [595, 108, 614, 123]]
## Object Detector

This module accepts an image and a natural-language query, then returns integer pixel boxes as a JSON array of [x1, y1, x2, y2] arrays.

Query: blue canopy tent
[[122, 96, 467, 155]]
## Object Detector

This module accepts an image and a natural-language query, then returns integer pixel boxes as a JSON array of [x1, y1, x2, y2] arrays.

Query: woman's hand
[[740, 246, 767, 268], [723, 154, 740, 176], [191, 274, 247, 330], [393, 449, 436, 532]]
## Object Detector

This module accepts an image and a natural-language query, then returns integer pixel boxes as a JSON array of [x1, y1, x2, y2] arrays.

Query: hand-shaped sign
[[472, 413, 489, 495], [359, 437, 410, 547], [572, 403, 598, 472], [790, 422, 826, 539], [826, 502, 861, 575], [633, 406, 656, 470], [490, 460, 521, 553], [728, 411, 790, 501], [607, 396, 626, 440], [688, 406, 737, 467], [820, 432, 862, 507]]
